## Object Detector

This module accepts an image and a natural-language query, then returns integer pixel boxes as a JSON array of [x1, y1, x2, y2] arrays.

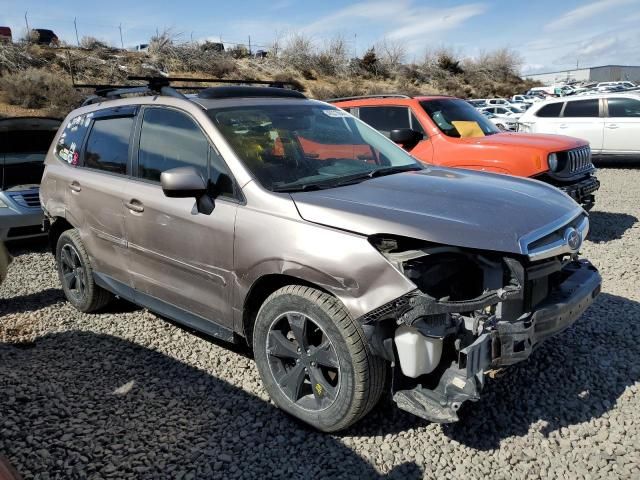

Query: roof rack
[[75, 76, 305, 106], [324, 94, 411, 103]]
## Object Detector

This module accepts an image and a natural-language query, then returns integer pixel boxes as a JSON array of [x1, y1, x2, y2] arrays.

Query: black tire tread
[[260, 284, 386, 431], [57, 229, 111, 312]]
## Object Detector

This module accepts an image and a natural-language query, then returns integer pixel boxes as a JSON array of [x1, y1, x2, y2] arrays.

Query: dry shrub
[[0, 43, 45, 73], [0, 68, 82, 117], [80, 36, 110, 50]]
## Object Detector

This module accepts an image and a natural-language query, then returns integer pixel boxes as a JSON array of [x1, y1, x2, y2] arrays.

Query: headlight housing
[[548, 153, 559, 172], [0, 197, 8, 208]]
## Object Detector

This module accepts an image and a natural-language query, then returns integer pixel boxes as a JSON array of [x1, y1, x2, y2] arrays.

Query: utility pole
[[24, 11, 30, 41], [354, 33, 357, 58], [74, 17, 80, 46], [119, 23, 124, 49], [248, 35, 251, 55]]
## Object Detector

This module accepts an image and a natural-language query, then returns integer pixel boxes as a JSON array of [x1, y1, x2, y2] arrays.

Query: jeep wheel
[[253, 285, 386, 432], [56, 229, 112, 312]]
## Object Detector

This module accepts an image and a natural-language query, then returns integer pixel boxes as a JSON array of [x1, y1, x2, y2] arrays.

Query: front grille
[[7, 190, 41, 209], [523, 212, 589, 261], [562, 146, 592, 175]]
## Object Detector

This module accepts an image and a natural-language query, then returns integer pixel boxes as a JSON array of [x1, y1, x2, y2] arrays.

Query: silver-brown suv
[[40, 80, 601, 432]]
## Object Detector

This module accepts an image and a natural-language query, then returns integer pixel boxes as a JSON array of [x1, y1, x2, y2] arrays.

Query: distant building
[[524, 65, 640, 86]]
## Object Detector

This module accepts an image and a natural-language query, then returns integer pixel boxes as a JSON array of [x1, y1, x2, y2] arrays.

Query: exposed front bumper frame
[[389, 260, 601, 423]]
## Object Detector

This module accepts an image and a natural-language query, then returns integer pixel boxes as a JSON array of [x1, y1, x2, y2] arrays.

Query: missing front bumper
[[391, 259, 601, 423]]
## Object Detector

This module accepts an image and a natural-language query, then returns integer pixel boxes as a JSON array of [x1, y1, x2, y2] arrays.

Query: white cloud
[[299, 1, 487, 49], [545, 0, 635, 31]]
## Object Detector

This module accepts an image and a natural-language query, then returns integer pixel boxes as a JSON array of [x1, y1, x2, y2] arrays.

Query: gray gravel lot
[[1, 168, 640, 479]]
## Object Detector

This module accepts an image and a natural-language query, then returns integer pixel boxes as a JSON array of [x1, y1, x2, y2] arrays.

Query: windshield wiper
[[332, 165, 423, 186], [272, 183, 328, 193]]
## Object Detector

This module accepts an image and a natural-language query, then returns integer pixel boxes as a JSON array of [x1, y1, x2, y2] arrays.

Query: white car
[[480, 106, 523, 121], [486, 98, 528, 111], [480, 110, 517, 131], [597, 81, 636, 90], [512, 95, 542, 105], [517, 93, 640, 159]]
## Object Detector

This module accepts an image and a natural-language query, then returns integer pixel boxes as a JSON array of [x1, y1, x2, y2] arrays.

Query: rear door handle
[[558, 124, 568, 129], [125, 199, 144, 213], [69, 181, 81, 193], [606, 124, 619, 129]]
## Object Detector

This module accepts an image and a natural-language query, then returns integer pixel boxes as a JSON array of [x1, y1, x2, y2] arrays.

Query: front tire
[[56, 229, 112, 312], [252, 285, 386, 432]]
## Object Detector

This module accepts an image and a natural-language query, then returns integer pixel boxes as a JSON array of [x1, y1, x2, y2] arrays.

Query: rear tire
[[252, 285, 386, 432], [56, 229, 112, 312]]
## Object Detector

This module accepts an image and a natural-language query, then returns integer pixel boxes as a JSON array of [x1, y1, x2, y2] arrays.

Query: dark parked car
[[0, 27, 12, 43], [40, 79, 601, 432], [31, 29, 59, 46], [0, 117, 61, 241]]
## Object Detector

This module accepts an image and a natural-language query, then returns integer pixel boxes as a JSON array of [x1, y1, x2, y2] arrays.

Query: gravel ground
[[1, 167, 639, 479]]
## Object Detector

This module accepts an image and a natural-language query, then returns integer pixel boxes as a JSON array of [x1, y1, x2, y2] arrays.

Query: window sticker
[[323, 109, 351, 118]]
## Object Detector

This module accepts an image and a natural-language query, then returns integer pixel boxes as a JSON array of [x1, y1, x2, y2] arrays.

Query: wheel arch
[[241, 273, 335, 347], [48, 216, 74, 255]]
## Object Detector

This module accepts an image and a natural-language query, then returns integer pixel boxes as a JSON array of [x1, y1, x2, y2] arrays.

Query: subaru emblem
[[564, 227, 581, 251]]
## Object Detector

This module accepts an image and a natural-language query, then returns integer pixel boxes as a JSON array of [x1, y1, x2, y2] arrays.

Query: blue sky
[[1, 0, 638, 74]]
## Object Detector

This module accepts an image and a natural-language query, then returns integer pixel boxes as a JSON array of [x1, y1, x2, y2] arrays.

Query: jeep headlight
[[548, 153, 559, 172]]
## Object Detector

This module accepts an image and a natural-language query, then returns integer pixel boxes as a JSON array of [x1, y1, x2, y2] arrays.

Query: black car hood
[[291, 167, 582, 254]]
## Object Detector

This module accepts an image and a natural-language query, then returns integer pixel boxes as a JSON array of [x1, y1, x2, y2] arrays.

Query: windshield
[[420, 98, 499, 138], [208, 103, 423, 192]]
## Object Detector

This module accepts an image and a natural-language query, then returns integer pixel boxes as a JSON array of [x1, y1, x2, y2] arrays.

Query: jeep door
[[124, 106, 237, 329], [64, 108, 135, 286], [356, 106, 434, 163]]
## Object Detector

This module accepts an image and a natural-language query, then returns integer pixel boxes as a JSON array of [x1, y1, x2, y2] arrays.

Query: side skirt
[[94, 272, 236, 343]]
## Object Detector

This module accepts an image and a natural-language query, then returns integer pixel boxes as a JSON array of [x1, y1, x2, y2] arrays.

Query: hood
[[463, 132, 586, 151], [291, 167, 581, 255], [0, 117, 60, 190]]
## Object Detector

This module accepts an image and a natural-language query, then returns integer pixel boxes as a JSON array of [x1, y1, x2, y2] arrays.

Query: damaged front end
[[360, 227, 601, 424]]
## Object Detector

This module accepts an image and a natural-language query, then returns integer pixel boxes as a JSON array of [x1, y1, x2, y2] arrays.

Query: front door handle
[[125, 199, 144, 213], [69, 181, 81, 193], [606, 124, 619, 129]]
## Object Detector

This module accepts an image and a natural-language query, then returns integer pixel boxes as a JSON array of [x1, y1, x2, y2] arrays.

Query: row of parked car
[[1, 77, 602, 432]]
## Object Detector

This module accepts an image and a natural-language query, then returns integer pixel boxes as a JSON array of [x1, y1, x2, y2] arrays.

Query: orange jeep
[[331, 95, 599, 209]]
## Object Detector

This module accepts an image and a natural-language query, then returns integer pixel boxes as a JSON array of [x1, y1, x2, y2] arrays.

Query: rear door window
[[84, 117, 133, 175], [358, 106, 411, 137], [535, 103, 563, 118], [607, 97, 640, 117], [563, 99, 600, 117]]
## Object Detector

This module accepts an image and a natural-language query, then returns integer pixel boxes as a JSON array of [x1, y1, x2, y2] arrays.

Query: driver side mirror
[[161, 167, 214, 215], [390, 128, 423, 149]]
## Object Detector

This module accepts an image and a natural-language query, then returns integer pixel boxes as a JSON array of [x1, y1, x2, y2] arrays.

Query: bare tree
[[377, 38, 406, 68]]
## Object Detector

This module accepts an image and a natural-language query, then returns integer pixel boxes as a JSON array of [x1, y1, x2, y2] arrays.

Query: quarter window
[[55, 113, 92, 165], [84, 117, 133, 174], [607, 97, 640, 117], [563, 99, 599, 117], [358, 107, 411, 137], [536, 103, 563, 118], [138, 108, 208, 182]]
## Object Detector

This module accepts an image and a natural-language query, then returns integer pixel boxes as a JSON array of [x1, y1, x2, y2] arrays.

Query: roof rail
[[75, 76, 304, 106], [324, 94, 411, 103]]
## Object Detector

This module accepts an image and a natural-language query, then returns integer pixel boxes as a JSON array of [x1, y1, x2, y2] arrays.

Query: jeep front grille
[[563, 146, 592, 175]]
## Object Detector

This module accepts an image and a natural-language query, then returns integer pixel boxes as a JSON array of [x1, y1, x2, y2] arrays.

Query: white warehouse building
[[524, 65, 640, 86]]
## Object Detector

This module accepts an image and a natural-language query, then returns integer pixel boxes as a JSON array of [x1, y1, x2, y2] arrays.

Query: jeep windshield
[[420, 98, 499, 138], [208, 103, 423, 192]]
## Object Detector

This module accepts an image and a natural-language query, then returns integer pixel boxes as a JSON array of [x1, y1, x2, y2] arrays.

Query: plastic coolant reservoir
[[394, 324, 443, 378]]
